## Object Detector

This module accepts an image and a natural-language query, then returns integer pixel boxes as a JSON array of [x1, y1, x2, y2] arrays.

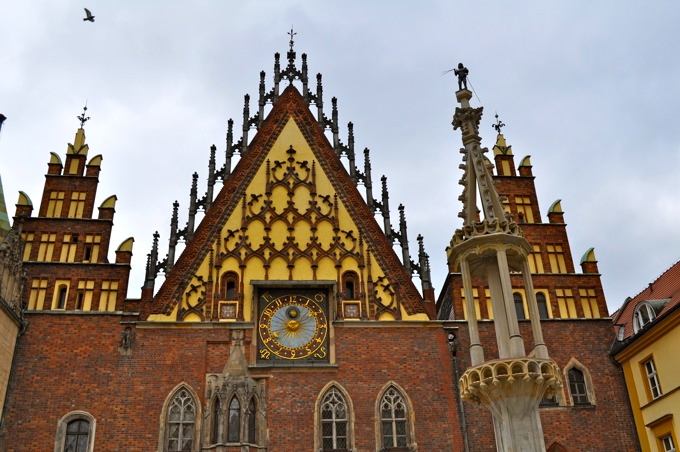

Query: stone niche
[[203, 330, 267, 451]]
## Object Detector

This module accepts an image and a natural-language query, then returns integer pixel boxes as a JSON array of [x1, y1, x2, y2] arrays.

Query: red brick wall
[[1, 315, 463, 451]]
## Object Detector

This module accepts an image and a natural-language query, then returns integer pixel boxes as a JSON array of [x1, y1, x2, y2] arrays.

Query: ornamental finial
[[77, 104, 90, 128], [492, 113, 505, 134], [288, 26, 297, 52]]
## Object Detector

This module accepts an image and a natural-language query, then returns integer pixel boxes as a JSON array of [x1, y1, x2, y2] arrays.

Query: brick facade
[[1, 315, 463, 451], [0, 50, 639, 451]]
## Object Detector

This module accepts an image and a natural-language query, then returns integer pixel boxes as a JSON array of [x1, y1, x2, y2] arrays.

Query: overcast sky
[[2, 1, 679, 313]]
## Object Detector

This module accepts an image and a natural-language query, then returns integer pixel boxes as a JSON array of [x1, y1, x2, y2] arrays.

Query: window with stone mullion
[[321, 388, 348, 451], [167, 389, 196, 452], [380, 389, 408, 448]]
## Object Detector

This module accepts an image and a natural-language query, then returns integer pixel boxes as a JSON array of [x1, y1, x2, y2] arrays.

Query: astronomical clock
[[257, 287, 330, 365]]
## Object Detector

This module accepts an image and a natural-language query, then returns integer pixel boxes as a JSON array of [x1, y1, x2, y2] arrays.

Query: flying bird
[[83, 8, 95, 22]]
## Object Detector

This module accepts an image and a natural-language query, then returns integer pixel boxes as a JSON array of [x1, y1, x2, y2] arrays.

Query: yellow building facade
[[612, 261, 680, 451]]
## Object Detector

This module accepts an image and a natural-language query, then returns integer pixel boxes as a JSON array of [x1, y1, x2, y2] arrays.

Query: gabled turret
[[16, 109, 133, 313]]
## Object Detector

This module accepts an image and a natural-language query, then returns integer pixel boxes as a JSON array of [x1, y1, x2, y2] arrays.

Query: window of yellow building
[[633, 302, 656, 333], [47, 191, 65, 217], [514, 196, 534, 223], [485, 289, 493, 319], [661, 435, 676, 452], [52, 281, 70, 310], [99, 280, 118, 311], [37, 233, 57, 262], [22, 232, 34, 261], [68, 191, 87, 218], [642, 357, 662, 400], [28, 278, 48, 310], [555, 288, 576, 318], [76, 280, 95, 311], [83, 235, 101, 262], [579, 288, 600, 318], [513, 292, 526, 320], [536, 292, 551, 319], [501, 197, 511, 216], [547, 245, 567, 273], [528, 245, 544, 273], [460, 287, 481, 320], [60, 234, 78, 262], [649, 414, 677, 452]]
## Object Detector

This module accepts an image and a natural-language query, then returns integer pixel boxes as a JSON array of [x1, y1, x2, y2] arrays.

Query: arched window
[[513, 292, 526, 320], [168, 389, 197, 451], [65, 420, 89, 451], [633, 302, 656, 333], [247, 398, 257, 444], [321, 387, 349, 450], [221, 272, 238, 300], [378, 385, 414, 450], [159, 384, 201, 452], [55, 411, 96, 452], [211, 397, 220, 444], [568, 368, 589, 405], [342, 272, 359, 300], [315, 382, 354, 451], [536, 292, 550, 319], [227, 396, 240, 443]]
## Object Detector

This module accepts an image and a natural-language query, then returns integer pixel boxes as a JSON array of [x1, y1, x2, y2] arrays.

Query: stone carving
[[460, 357, 562, 407], [204, 334, 266, 447], [0, 229, 27, 321]]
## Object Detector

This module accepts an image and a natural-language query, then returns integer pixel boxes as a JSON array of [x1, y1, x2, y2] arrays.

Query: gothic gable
[[145, 86, 427, 321]]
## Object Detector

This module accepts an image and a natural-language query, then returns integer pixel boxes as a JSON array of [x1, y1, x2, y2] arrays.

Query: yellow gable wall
[[150, 116, 426, 322]]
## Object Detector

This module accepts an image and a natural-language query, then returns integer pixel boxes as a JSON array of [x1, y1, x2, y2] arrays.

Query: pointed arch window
[[227, 396, 240, 443], [247, 398, 257, 444], [379, 386, 413, 450], [211, 397, 220, 445], [160, 386, 200, 452], [315, 383, 354, 451], [321, 387, 349, 450], [563, 359, 596, 407]]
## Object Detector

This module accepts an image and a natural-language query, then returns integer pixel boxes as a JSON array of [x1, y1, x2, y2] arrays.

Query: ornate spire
[[452, 88, 511, 237]]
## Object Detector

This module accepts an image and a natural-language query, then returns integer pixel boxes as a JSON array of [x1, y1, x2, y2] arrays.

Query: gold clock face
[[258, 292, 328, 360]]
